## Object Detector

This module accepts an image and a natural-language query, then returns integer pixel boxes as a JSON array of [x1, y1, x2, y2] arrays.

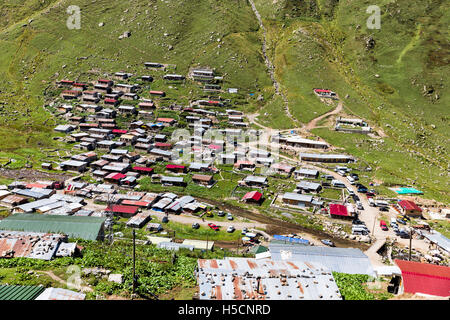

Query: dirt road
[[304, 100, 343, 131]]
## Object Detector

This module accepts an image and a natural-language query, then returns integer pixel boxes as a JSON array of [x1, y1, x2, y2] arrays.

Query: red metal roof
[[149, 90, 165, 95], [155, 142, 172, 148], [26, 183, 47, 189], [329, 204, 349, 217], [104, 98, 118, 103], [242, 191, 262, 202], [106, 205, 139, 215], [395, 259, 450, 297], [208, 100, 220, 104], [398, 200, 422, 212], [121, 200, 150, 207], [132, 166, 154, 173], [105, 173, 126, 180], [166, 164, 185, 169], [314, 89, 331, 93], [112, 129, 128, 134]]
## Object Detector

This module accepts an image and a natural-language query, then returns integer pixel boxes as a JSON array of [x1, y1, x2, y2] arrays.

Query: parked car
[[208, 223, 219, 231], [380, 220, 388, 231], [352, 194, 360, 202], [356, 201, 364, 210], [323, 175, 334, 180], [241, 227, 248, 235], [192, 222, 200, 229], [352, 218, 365, 225], [401, 214, 411, 221], [162, 216, 169, 223], [350, 173, 359, 180], [321, 239, 335, 247], [337, 170, 346, 177], [217, 211, 226, 217], [366, 192, 375, 197], [379, 206, 389, 212], [398, 231, 410, 239], [397, 217, 407, 225], [227, 226, 235, 233], [227, 213, 233, 221]]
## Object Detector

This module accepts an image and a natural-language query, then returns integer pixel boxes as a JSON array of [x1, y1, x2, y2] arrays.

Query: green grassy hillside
[[253, 0, 449, 203]]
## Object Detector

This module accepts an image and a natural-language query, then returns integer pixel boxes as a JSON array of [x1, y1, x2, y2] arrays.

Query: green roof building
[[0, 285, 45, 300], [0, 213, 106, 240]]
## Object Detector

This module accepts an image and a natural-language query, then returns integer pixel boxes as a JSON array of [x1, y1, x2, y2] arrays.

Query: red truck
[[380, 220, 388, 231]]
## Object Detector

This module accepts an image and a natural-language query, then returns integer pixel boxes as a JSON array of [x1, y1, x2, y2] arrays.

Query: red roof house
[[395, 259, 450, 297], [105, 173, 126, 183], [166, 164, 186, 173], [132, 166, 154, 175], [329, 204, 352, 219], [104, 98, 119, 106], [242, 191, 263, 204], [398, 200, 422, 217], [121, 200, 151, 208], [112, 129, 128, 135], [106, 205, 139, 217], [156, 118, 175, 125], [155, 142, 172, 150]]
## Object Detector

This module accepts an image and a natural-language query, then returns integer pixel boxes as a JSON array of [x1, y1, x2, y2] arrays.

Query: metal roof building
[[419, 231, 450, 253], [269, 245, 375, 277], [0, 214, 106, 241], [35, 288, 86, 300], [183, 239, 214, 250], [197, 258, 341, 300], [0, 285, 45, 300], [157, 242, 195, 251], [395, 259, 450, 297]]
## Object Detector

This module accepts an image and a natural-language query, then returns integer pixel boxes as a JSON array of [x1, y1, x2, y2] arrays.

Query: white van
[[346, 176, 355, 185], [368, 198, 375, 207], [331, 180, 346, 188], [390, 218, 397, 226], [375, 200, 389, 207], [352, 227, 369, 235]]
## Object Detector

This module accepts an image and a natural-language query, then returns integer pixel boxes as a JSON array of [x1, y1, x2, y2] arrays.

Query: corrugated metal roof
[[395, 259, 450, 297], [269, 245, 375, 276], [0, 285, 45, 300], [197, 258, 341, 300], [420, 231, 450, 253], [157, 242, 194, 251], [0, 214, 105, 240], [35, 288, 85, 300], [183, 239, 214, 250]]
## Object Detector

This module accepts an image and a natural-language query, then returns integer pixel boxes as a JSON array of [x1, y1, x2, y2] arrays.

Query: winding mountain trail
[[248, 0, 301, 128], [304, 100, 343, 131]]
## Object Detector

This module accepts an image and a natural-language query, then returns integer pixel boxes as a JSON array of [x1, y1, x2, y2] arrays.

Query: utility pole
[[409, 220, 412, 261], [132, 229, 136, 297]]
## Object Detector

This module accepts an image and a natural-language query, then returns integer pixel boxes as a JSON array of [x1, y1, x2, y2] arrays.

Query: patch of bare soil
[[0, 168, 73, 182]]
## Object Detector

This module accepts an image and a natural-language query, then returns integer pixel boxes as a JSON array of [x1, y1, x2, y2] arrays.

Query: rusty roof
[[197, 258, 341, 300]]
